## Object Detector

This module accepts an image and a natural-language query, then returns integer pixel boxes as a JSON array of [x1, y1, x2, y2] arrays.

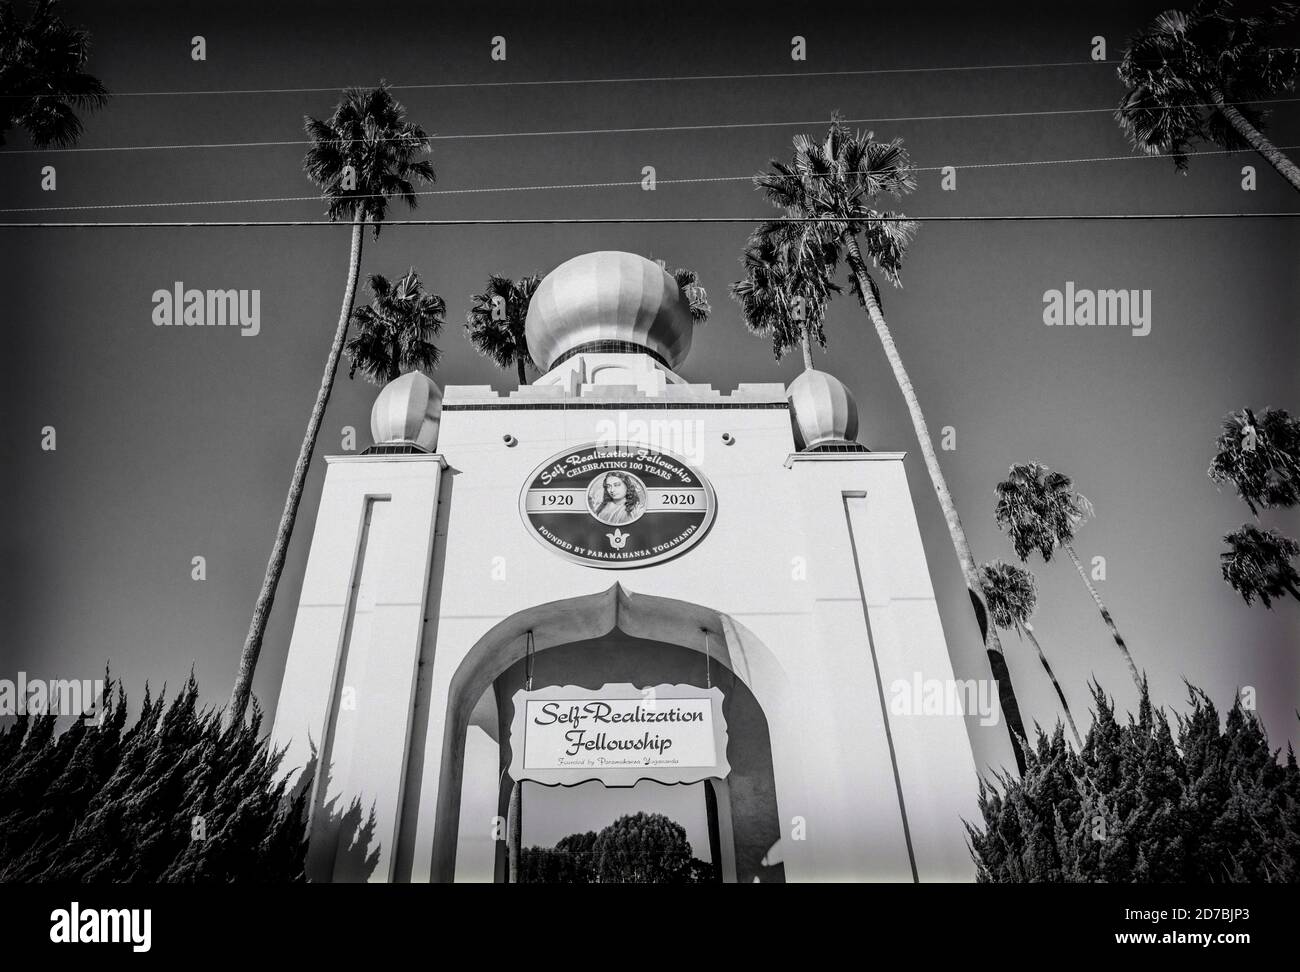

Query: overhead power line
[[4, 96, 1298, 156], [0, 59, 1120, 100], [10, 53, 1293, 100], [1, 144, 1294, 216], [3, 214, 1297, 229]]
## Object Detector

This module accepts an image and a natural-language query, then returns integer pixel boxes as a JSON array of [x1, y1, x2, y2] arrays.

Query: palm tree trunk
[[226, 214, 367, 727], [1020, 621, 1083, 749], [1062, 541, 1142, 691], [800, 328, 814, 370], [516, 356, 527, 385], [843, 235, 1027, 773], [1211, 88, 1300, 193]]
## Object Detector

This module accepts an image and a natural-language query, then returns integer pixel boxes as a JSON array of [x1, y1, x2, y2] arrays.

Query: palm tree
[[0, 0, 107, 147], [1116, 1, 1300, 191], [1208, 406, 1300, 514], [979, 561, 1084, 749], [465, 273, 542, 384], [731, 220, 839, 369], [345, 269, 444, 384], [228, 83, 435, 727], [671, 267, 712, 325], [994, 461, 1142, 691], [748, 116, 1030, 771], [1220, 524, 1300, 607]]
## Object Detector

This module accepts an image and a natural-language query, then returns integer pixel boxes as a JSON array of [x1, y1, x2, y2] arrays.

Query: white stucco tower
[[271, 250, 982, 883]]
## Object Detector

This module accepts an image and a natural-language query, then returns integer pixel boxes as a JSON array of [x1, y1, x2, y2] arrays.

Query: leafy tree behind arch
[[518, 812, 716, 884]]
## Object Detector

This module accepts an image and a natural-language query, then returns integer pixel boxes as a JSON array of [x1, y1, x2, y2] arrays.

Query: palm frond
[[994, 461, 1092, 562], [0, 0, 108, 148], [729, 221, 838, 360], [979, 561, 1039, 630], [464, 272, 541, 374], [1115, 0, 1300, 167], [302, 82, 435, 233], [1207, 406, 1300, 513], [345, 267, 444, 384], [672, 267, 712, 325], [1220, 524, 1300, 606]]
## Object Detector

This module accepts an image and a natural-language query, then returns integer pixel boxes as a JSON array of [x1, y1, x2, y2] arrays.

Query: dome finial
[[525, 251, 694, 373], [788, 369, 862, 450], [369, 371, 442, 452]]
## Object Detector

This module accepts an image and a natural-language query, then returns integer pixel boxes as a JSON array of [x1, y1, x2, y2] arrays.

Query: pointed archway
[[415, 584, 793, 882]]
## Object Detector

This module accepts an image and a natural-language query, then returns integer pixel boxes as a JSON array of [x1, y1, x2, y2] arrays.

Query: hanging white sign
[[508, 683, 730, 788]]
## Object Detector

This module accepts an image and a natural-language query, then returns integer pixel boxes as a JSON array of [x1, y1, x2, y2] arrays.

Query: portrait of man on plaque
[[587, 471, 647, 526]]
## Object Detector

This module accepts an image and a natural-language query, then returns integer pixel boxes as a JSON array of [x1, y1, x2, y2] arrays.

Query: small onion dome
[[369, 371, 442, 452], [787, 368, 861, 450], [525, 251, 694, 372]]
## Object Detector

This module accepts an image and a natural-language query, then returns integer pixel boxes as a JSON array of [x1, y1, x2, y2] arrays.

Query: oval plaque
[[519, 442, 716, 568]]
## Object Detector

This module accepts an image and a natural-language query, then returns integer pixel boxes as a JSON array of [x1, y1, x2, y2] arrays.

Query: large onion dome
[[524, 251, 694, 372], [787, 369, 861, 450], [369, 371, 443, 452]]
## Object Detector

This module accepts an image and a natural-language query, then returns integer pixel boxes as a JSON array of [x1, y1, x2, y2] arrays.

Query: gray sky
[[2, 0, 1297, 826]]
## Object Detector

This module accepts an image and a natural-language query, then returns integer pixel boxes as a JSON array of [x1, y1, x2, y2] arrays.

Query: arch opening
[[425, 585, 788, 883]]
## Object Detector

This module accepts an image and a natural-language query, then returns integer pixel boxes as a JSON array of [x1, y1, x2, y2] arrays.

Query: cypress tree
[[0, 675, 308, 882], [968, 684, 1300, 882]]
